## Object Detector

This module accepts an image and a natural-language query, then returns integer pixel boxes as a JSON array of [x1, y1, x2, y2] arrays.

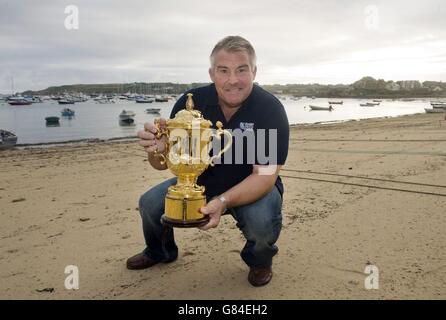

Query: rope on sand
[[289, 139, 446, 142], [281, 174, 446, 197], [282, 168, 446, 188]]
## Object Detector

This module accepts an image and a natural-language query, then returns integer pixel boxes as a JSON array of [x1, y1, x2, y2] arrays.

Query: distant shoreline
[[7, 76, 446, 99]]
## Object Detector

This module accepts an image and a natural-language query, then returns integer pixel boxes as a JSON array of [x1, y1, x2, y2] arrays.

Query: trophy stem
[[177, 174, 197, 187]]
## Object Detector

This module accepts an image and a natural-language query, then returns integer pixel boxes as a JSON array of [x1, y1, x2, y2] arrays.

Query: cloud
[[0, 0, 445, 92]]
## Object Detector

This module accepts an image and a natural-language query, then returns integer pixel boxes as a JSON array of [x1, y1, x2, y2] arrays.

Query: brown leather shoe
[[126, 252, 161, 270], [248, 267, 273, 287]]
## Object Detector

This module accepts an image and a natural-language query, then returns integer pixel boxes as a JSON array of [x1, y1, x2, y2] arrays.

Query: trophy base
[[161, 214, 209, 228]]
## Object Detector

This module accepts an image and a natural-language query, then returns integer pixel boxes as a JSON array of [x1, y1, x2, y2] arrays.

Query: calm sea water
[[0, 97, 431, 144]]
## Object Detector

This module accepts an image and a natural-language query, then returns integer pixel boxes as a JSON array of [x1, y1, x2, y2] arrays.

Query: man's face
[[209, 49, 257, 109]]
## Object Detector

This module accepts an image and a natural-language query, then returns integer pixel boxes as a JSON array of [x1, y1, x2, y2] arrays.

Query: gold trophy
[[153, 93, 232, 227]]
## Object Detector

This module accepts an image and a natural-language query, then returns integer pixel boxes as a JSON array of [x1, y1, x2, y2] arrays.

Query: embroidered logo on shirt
[[239, 122, 254, 131]]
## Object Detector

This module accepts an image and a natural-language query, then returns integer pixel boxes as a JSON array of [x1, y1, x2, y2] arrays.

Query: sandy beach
[[1, 113, 445, 300]]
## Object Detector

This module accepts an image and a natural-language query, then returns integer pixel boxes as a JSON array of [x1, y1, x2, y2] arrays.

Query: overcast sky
[[1, 0, 445, 93]]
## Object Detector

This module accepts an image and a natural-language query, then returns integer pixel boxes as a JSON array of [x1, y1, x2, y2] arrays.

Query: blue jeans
[[138, 177, 283, 268]]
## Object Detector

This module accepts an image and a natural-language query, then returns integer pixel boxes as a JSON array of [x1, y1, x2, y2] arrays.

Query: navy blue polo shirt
[[169, 83, 289, 198]]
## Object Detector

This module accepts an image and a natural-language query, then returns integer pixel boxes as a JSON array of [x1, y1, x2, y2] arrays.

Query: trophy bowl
[[152, 93, 232, 227]]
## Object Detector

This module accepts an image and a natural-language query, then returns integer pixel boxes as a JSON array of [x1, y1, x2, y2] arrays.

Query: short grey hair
[[210, 35, 257, 69]]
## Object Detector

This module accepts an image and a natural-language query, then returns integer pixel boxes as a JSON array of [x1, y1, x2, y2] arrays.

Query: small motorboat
[[155, 96, 169, 102], [425, 108, 445, 113], [309, 105, 333, 111], [145, 108, 161, 114], [360, 102, 380, 107], [61, 108, 75, 116], [45, 116, 60, 124], [94, 97, 114, 104], [328, 101, 343, 105], [431, 102, 446, 108], [136, 97, 154, 103], [8, 100, 32, 106], [119, 110, 136, 124], [58, 99, 75, 105], [0, 129, 18, 149], [7, 96, 32, 106]]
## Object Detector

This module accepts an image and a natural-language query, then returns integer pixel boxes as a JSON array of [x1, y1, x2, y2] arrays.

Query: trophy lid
[[167, 93, 212, 129]]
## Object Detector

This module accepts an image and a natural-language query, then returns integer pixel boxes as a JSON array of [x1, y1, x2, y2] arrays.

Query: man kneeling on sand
[[128, 36, 289, 287]]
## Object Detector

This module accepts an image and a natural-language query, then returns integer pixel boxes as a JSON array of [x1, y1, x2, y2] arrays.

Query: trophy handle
[[152, 118, 169, 165], [208, 121, 232, 166]]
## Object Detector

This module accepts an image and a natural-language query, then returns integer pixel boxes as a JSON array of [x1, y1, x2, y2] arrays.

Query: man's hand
[[199, 198, 226, 231], [137, 118, 167, 154]]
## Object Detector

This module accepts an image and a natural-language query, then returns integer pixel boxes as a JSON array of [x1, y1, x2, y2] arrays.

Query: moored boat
[[155, 95, 169, 102], [309, 105, 333, 111], [136, 97, 154, 103], [0, 129, 18, 149], [425, 108, 445, 113], [61, 108, 75, 116], [431, 102, 446, 108], [8, 100, 32, 106], [360, 102, 380, 107], [45, 116, 60, 124], [145, 108, 161, 114], [119, 110, 136, 124], [7, 96, 32, 106], [58, 99, 75, 105]]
